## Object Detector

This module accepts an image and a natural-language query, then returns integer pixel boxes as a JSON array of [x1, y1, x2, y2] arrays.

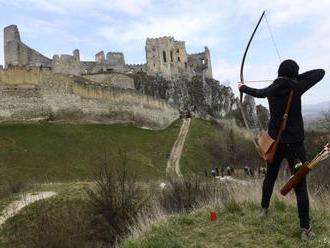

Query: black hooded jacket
[[240, 60, 325, 143]]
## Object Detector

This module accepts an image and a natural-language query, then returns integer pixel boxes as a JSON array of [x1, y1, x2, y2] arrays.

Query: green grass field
[[0, 119, 260, 186], [0, 121, 181, 185], [0, 119, 329, 247]]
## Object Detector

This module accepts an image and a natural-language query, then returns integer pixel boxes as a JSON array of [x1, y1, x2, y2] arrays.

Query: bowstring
[[253, 12, 281, 131], [264, 13, 282, 63], [241, 12, 282, 135]]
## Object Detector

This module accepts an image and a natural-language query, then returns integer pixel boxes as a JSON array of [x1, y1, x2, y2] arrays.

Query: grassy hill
[[181, 119, 262, 175], [121, 178, 330, 248], [0, 119, 329, 247], [122, 200, 330, 248], [0, 118, 261, 186], [0, 121, 180, 186]]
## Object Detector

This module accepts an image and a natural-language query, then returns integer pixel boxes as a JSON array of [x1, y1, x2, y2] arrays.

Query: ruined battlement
[[4, 25, 52, 68], [146, 36, 185, 44], [145, 37, 212, 80], [3, 24, 213, 81]]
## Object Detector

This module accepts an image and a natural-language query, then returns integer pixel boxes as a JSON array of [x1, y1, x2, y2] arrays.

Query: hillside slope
[[0, 121, 180, 185], [122, 199, 330, 248], [180, 119, 263, 175]]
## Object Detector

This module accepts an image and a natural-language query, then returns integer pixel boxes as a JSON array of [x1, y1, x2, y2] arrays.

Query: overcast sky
[[0, 0, 329, 106]]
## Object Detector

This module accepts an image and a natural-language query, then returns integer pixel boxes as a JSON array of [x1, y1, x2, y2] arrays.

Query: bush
[[159, 177, 226, 213], [86, 165, 149, 246]]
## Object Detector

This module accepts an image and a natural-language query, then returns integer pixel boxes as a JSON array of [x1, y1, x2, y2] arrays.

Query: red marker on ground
[[210, 211, 217, 221]]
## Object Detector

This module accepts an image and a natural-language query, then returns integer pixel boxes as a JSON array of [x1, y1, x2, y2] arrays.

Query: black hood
[[278, 59, 299, 78]]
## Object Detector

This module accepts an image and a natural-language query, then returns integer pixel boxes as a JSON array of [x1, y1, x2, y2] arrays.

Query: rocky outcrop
[[256, 104, 270, 130], [132, 72, 269, 128], [132, 73, 236, 119]]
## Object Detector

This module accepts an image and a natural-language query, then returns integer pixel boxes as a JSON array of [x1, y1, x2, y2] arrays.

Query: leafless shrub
[[85, 164, 149, 246], [159, 176, 227, 213]]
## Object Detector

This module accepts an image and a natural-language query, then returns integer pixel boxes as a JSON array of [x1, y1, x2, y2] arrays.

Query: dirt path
[[166, 118, 191, 178], [0, 191, 57, 227]]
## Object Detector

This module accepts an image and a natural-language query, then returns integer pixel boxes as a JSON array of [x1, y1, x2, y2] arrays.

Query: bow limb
[[240, 10, 266, 102], [238, 11, 265, 147]]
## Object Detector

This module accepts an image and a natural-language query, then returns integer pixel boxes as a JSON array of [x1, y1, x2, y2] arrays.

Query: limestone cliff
[[132, 72, 268, 127], [133, 73, 234, 119]]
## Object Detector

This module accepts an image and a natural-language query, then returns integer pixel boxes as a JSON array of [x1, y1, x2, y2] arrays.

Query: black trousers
[[261, 142, 310, 229]]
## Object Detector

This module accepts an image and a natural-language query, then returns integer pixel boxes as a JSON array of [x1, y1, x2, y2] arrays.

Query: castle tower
[[106, 52, 125, 66], [73, 49, 80, 63], [145, 37, 189, 79], [4, 25, 21, 67], [3, 25, 51, 68], [95, 51, 105, 63], [4, 25, 21, 44], [105, 52, 125, 72]]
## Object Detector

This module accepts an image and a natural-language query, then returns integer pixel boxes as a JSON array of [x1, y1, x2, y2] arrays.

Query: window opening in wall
[[154, 64, 156, 67], [201, 59, 205, 65], [178, 57, 181, 62], [163, 51, 167, 63], [185, 62, 187, 69], [152, 46, 156, 52], [176, 49, 179, 53], [170, 51, 173, 62]]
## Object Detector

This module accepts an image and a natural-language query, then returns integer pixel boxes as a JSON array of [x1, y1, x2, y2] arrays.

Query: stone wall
[[0, 66, 41, 85], [0, 68, 179, 128], [125, 64, 146, 73], [82, 72, 135, 89]]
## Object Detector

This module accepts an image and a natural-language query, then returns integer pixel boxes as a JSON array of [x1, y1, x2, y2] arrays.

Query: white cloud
[[236, 0, 330, 27], [10, 0, 152, 16], [99, 13, 223, 44]]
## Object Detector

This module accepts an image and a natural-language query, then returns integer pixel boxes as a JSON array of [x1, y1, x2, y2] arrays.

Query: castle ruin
[[0, 25, 221, 127], [3, 25, 213, 80], [145, 37, 212, 79]]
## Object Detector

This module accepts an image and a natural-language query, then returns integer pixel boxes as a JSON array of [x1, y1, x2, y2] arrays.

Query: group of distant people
[[206, 166, 235, 177], [179, 110, 192, 119], [205, 166, 267, 178]]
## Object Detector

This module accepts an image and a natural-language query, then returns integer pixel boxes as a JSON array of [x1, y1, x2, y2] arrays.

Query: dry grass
[[1, 174, 329, 247], [125, 177, 330, 245]]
